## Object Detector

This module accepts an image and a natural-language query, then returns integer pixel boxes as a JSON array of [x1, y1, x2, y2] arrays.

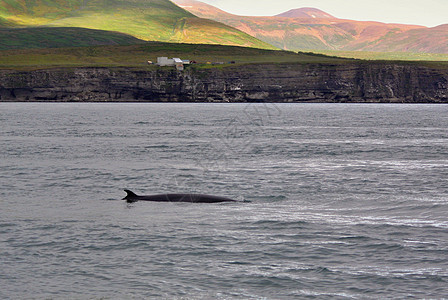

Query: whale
[[122, 189, 237, 203]]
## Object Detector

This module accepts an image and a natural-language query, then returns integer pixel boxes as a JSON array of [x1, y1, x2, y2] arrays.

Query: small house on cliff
[[157, 57, 189, 71]]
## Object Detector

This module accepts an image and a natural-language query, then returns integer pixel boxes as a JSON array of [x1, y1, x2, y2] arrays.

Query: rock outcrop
[[1, 62, 447, 103]]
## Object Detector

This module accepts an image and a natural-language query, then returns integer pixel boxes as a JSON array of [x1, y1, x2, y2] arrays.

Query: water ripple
[[1, 103, 448, 298]]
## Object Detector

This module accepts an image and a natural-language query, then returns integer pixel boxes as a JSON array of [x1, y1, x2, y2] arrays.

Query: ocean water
[[1, 103, 447, 299]]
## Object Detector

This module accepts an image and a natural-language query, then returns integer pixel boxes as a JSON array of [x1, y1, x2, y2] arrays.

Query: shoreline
[[1, 62, 447, 103]]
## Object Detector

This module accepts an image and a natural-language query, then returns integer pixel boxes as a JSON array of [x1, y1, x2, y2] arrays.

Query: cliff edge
[[1, 62, 447, 103]]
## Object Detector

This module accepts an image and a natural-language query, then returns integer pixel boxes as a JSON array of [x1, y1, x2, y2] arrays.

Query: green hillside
[[0, 27, 144, 49], [0, 42, 349, 69], [0, 0, 275, 49]]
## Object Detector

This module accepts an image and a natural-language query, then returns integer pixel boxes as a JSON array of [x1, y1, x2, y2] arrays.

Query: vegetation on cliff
[[0, 42, 350, 70]]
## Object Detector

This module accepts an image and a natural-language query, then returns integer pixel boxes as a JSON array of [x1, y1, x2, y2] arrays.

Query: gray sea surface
[[1, 103, 447, 299]]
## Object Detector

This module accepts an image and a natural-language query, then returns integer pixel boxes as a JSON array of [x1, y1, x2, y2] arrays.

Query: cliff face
[[0, 63, 447, 103]]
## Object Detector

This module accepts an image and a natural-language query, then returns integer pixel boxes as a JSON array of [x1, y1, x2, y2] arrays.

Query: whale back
[[122, 189, 238, 203]]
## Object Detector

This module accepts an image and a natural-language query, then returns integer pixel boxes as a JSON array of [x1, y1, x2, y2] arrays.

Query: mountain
[[275, 8, 335, 19], [0, 0, 275, 49], [173, 0, 448, 54], [349, 24, 448, 53]]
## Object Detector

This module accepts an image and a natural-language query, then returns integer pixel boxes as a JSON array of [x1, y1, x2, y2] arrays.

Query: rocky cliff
[[1, 62, 447, 103]]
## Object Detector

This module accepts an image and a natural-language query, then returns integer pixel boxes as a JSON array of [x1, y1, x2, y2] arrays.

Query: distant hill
[[349, 24, 448, 53], [173, 0, 448, 54], [275, 8, 335, 19], [0, 0, 275, 49]]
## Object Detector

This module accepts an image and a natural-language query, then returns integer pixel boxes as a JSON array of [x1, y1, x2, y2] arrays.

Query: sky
[[198, 0, 448, 27]]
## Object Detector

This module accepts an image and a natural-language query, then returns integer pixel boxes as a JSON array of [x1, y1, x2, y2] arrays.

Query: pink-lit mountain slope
[[275, 8, 335, 19], [173, 0, 448, 53]]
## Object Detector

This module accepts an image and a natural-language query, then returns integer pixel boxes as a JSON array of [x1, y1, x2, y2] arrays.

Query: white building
[[157, 57, 188, 71], [173, 58, 184, 71], [157, 57, 175, 66]]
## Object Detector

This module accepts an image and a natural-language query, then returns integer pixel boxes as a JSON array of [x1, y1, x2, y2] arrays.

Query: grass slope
[[0, 27, 144, 49], [0, 0, 275, 49], [0, 42, 349, 69]]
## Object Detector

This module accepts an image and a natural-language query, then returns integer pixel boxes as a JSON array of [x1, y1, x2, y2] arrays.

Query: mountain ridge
[[275, 8, 335, 19], [172, 0, 448, 54]]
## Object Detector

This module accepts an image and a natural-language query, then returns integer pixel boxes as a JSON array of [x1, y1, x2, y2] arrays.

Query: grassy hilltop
[[0, 0, 275, 49], [0, 42, 352, 70]]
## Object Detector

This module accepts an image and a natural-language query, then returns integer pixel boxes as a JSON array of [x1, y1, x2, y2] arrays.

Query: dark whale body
[[122, 189, 237, 203]]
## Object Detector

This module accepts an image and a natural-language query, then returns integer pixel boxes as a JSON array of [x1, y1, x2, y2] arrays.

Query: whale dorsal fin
[[124, 189, 138, 198]]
